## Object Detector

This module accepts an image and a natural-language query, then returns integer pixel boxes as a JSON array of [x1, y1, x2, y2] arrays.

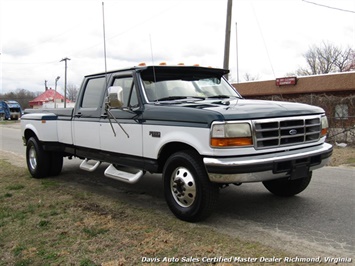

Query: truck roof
[[84, 65, 229, 79]]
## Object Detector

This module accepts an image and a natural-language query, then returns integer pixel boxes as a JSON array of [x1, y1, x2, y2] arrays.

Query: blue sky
[[1, 0, 354, 94]]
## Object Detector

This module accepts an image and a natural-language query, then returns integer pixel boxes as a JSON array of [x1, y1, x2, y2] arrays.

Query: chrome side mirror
[[107, 86, 123, 108]]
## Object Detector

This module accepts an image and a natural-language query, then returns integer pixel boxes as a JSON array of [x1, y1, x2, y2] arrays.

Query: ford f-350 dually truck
[[21, 65, 333, 222]]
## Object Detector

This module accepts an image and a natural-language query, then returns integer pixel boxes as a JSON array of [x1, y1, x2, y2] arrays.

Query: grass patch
[[41, 180, 60, 188], [6, 184, 25, 190], [346, 157, 355, 165], [4, 193, 13, 198], [83, 227, 109, 237], [0, 159, 300, 265]]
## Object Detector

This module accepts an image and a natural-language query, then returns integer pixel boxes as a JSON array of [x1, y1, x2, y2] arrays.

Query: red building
[[29, 89, 70, 109]]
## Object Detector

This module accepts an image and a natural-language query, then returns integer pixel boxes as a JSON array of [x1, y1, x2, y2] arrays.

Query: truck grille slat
[[253, 116, 321, 149]]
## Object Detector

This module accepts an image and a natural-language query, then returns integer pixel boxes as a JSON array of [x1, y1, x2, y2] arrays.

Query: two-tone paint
[[21, 66, 332, 183]]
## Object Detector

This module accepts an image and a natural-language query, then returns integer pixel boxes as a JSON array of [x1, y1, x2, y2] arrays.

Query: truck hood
[[144, 98, 324, 126], [204, 98, 324, 120]]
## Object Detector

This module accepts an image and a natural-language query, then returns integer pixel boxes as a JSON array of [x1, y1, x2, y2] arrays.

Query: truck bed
[[24, 108, 74, 118]]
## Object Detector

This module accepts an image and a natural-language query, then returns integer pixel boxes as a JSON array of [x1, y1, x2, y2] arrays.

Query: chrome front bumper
[[203, 143, 333, 183]]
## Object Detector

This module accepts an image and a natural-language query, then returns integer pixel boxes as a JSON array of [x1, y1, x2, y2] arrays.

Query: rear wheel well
[[24, 129, 37, 143], [157, 142, 200, 172]]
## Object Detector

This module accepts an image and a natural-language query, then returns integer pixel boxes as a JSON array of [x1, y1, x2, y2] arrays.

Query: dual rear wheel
[[26, 137, 63, 178]]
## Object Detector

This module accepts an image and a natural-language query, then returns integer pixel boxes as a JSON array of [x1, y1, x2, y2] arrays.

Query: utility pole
[[60, 57, 70, 108], [223, 0, 233, 79], [235, 22, 239, 83], [54, 76, 60, 108]]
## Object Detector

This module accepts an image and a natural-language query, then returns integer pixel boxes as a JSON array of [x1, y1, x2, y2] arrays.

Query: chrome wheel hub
[[170, 167, 196, 207], [29, 146, 37, 170]]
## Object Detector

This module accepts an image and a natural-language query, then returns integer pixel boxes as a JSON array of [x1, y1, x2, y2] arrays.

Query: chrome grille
[[253, 116, 321, 149]]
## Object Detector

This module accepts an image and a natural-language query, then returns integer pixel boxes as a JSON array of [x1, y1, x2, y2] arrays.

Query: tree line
[[293, 41, 354, 76], [0, 89, 41, 109], [0, 84, 79, 109]]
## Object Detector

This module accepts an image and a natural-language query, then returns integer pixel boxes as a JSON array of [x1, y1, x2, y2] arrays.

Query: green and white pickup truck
[[21, 65, 333, 222]]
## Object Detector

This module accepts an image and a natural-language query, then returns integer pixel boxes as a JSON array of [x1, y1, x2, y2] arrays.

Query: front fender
[[143, 125, 210, 159]]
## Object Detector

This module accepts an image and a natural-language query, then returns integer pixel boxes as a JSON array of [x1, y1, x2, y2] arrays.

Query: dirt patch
[[0, 150, 26, 168], [327, 145, 355, 167]]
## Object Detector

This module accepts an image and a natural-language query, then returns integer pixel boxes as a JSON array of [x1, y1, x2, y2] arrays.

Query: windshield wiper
[[156, 96, 188, 101], [206, 95, 232, 99], [156, 96, 205, 102]]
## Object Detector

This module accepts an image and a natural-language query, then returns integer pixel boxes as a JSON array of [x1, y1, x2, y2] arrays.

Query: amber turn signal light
[[211, 137, 253, 147]]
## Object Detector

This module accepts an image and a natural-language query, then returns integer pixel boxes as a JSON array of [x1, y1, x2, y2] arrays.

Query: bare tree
[[296, 41, 354, 76], [66, 84, 79, 102], [334, 47, 354, 72], [343, 50, 355, 71], [243, 73, 260, 81]]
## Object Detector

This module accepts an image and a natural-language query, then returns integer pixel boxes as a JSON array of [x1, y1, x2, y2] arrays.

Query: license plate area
[[290, 163, 310, 180], [274, 158, 310, 180]]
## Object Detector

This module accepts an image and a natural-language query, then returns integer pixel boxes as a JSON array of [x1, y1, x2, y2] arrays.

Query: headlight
[[211, 122, 253, 148], [321, 115, 328, 137]]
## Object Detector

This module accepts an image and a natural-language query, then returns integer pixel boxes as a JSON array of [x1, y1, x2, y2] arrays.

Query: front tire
[[263, 172, 312, 197], [163, 150, 219, 222], [26, 137, 50, 178]]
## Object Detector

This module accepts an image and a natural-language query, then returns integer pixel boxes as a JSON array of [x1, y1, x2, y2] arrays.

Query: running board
[[80, 159, 101, 172], [104, 164, 143, 184]]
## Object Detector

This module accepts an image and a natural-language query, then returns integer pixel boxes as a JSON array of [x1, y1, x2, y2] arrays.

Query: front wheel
[[163, 150, 219, 222], [262, 172, 312, 197]]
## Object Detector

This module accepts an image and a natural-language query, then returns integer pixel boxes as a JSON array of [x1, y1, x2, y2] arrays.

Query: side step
[[80, 159, 101, 172], [104, 164, 144, 184]]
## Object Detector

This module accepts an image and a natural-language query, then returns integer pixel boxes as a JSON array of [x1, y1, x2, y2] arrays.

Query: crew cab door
[[99, 74, 143, 157], [73, 76, 106, 151]]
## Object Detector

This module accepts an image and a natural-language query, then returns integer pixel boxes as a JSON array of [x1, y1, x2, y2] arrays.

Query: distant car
[[0, 100, 23, 120]]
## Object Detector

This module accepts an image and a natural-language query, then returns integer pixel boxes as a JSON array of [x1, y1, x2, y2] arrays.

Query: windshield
[[142, 77, 241, 102]]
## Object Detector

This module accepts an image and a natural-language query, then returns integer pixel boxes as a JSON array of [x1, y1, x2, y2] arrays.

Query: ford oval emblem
[[289, 129, 298, 135]]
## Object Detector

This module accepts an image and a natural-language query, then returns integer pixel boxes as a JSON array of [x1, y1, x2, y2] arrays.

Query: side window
[[81, 77, 106, 108], [113, 77, 139, 108]]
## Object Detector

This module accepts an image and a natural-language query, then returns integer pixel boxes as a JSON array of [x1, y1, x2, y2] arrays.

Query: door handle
[[74, 112, 82, 118]]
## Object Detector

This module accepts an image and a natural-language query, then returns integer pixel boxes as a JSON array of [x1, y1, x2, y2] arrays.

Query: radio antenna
[[149, 34, 157, 83], [102, 2, 129, 138], [102, 2, 108, 87]]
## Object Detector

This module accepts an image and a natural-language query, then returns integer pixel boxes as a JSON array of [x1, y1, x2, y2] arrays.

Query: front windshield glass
[[142, 77, 241, 102]]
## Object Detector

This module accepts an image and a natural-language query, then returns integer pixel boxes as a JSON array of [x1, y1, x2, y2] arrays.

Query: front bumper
[[203, 143, 333, 183]]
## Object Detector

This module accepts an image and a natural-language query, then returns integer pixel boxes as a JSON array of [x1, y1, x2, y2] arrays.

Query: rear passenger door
[[73, 76, 106, 151]]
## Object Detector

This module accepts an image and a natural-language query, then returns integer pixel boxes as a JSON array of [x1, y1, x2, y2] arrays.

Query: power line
[[302, 0, 355, 14]]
